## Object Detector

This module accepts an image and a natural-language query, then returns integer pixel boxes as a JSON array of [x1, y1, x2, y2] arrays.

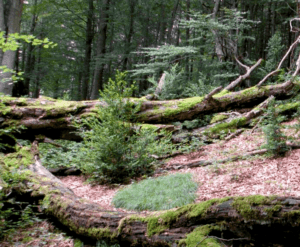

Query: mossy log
[[3, 146, 300, 246], [0, 79, 299, 141]]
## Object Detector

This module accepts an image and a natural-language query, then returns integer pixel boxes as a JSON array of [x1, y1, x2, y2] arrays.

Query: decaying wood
[[4, 146, 300, 246], [224, 129, 244, 141], [155, 72, 166, 95], [204, 86, 223, 101]]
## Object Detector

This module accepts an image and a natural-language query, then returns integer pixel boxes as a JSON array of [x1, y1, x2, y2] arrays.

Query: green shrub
[[260, 99, 288, 155], [112, 173, 198, 211], [77, 71, 174, 184]]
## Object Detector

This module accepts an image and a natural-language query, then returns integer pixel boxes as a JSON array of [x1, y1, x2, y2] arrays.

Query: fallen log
[[4, 146, 300, 246], [0, 79, 298, 139]]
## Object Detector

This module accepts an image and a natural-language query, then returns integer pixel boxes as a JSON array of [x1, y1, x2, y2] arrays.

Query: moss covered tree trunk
[[3, 146, 300, 246], [0, 78, 299, 143]]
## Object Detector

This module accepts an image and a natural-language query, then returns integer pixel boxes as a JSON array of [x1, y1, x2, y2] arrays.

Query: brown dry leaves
[[59, 119, 300, 213]]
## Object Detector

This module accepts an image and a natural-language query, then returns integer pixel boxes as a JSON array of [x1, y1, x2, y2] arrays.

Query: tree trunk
[[0, 0, 23, 96], [20, 0, 38, 97], [0, 78, 298, 142], [90, 0, 110, 100], [81, 0, 94, 100], [4, 147, 300, 246], [122, 0, 135, 72], [32, 45, 42, 98], [166, 0, 180, 44]]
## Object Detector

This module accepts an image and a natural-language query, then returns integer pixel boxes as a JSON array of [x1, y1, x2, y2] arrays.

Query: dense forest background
[[2, 0, 300, 100]]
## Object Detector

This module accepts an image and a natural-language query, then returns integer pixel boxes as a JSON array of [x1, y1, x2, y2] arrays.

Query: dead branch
[[204, 86, 223, 101], [257, 34, 300, 87], [224, 129, 244, 141], [224, 58, 262, 91], [155, 72, 166, 95]]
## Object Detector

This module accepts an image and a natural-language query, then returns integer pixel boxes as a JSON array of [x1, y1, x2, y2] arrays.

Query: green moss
[[0, 104, 12, 115], [213, 89, 231, 98], [85, 227, 113, 239], [2, 146, 34, 168], [277, 101, 300, 113], [146, 217, 169, 236], [186, 197, 230, 218], [165, 97, 204, 117], [239, 85, 271, 98], [139, 97, 204, 120], [284, 210, 300, 224], [128, 197, 231, 237], [263, 205, 282, 217], [232, 195, 277, 220], [178, 225, 221, 247], [210, 114, 229, 124], [139, 123, 160, 131], [205, 117, 247, 135]]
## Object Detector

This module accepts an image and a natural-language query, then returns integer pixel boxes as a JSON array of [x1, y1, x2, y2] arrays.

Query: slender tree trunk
[[166, 0, 180, 44], [81, 0, 94, 100], [0, 0, 23, 96], [185, 0, 190, 80], [90, 0, 110, 100], [20, 0, 38, 97], [212, 0, 224, 62], [0, 0, 5, 64], [159, 3, 167, 44], [122, 0, 135, 72], [33, 45, 42, 98]]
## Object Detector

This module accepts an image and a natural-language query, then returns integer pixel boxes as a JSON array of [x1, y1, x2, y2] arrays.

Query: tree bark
[[122, 0, 135, 72], [90, 0, 110, 100], [4, 146, 300, 246], [19, 0, 38, 97], [0, 0, 23, 96], [0, 77, 298, 143], [81, 0, 94, 100]]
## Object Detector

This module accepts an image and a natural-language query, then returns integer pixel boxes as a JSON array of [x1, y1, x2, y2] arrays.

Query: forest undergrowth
[[2, 114, 300, 246]]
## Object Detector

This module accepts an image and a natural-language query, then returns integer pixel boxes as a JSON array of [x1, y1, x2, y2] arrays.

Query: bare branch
[[257, 34, 300, 87], [155, 72, 166, 95], [204, 86, 223, 101], [234, 56, 249, 71], [225, 58, 262, 91]]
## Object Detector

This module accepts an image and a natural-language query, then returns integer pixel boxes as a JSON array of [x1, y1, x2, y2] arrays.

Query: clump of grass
[[112, 173, 198, 211]]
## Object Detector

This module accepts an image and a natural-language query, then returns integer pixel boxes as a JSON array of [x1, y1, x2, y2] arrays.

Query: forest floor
[[1, 118, 300, 246], [59, 118, 300, 213]]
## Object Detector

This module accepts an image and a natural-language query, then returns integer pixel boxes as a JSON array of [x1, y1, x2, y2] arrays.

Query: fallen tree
[[3, 145, 300, 246]]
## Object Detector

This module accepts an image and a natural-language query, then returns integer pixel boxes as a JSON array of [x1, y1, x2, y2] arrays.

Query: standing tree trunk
[[18, 0, 38, 97], [81, 0, 94, 100], [185, 0, 190, 80], [90, 0, 110, 100], [212, 0, 224, 62], [166, 0, 180, 44], [122, 0, 135, 72], [0, 0, 5, 64], [0, 0, 23, 96], [32, 45, 42, 98]]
